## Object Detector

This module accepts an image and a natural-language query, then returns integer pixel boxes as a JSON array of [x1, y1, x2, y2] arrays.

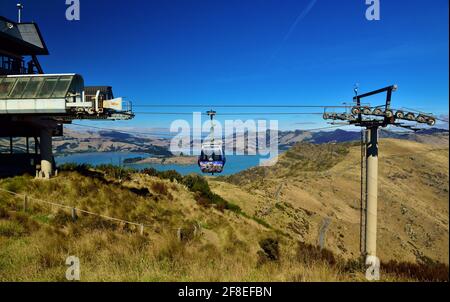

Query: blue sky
[[1, 0, 448, 131]]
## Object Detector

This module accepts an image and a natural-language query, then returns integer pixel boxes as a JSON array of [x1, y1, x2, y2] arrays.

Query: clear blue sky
[[1, 0, 448, 130]]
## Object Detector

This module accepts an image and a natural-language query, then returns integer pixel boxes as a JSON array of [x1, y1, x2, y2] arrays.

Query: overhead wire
[[69, 122, 349, 138], [133, 104, 352, 108], [69, 105, 444, 138], [134, 112, 325, 115]]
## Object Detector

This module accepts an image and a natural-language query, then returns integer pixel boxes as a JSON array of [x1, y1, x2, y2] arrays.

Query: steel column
[[365, 126, 379, 258]]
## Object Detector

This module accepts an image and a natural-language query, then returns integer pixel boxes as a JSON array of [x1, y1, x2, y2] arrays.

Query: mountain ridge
[[49, 127, 449, 155]]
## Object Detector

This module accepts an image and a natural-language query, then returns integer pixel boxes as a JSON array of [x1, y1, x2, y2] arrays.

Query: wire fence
[[0, 187, 146, 235], [0, 186, 203, 240]]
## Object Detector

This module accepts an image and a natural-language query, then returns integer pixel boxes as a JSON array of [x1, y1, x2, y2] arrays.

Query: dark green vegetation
[[123, 157, 146, 164]]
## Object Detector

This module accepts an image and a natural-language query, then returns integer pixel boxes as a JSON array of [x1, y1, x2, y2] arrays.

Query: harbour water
[[55, 152, 268, 175]]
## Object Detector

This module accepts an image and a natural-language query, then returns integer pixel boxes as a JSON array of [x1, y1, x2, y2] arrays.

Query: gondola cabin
[[198, 142, 226, 174]]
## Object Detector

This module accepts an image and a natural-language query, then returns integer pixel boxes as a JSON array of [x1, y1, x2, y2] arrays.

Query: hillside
[[0, 137, 448, 281], [1, 166, 369, 282], [212, 137, 449, 264]]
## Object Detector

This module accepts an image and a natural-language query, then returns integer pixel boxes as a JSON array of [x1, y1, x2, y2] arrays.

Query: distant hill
[[305, 129, 361, 144], [213, 127, 449, 152], [280, 128, 449, 146], [1, 127, 447, 156], [52, 128, 172, 156]]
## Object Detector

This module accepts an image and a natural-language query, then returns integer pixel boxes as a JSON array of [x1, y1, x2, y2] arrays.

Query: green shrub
[[141, 168, 183, 183], [274, 203, 285, 211], [252, 216, 271, 229], [258, 238, 280, 264], [182, 174, 241, 212], [159, 170, 183, 183], [225, 202, 242, 214], [58, 163, 93, 172], [141, 167, 158, 177]]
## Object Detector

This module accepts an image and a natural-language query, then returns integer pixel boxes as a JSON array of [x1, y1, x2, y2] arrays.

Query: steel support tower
[[323, 85, 437, 262]]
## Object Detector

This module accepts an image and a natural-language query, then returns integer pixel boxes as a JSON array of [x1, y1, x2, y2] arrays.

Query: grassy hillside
[[212, 137, 449, 266], [0, 166, 350, 281], [0, 137, 448, 281]]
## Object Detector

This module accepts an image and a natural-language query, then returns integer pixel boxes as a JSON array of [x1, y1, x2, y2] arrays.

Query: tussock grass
[[381, 260, 449, 282], [0, 166, 448, 282], [0, 220, 25, 237]]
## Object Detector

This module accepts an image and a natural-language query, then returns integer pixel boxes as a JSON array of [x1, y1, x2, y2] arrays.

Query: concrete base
[[38, 128, 54, 179]]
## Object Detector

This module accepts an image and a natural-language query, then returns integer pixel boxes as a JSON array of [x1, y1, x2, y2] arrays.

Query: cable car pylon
[[323, 85, 437, 271]]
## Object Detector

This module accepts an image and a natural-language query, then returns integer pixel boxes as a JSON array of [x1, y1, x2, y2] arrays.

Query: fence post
[[139, 224, 144, 235], [71, 208, 77, 221], [193, 224, 198, 237], [23, 195, 28, 212], [177, 227, 182, 241]]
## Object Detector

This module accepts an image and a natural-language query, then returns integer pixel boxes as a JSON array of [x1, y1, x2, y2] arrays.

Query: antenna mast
[[17, 3, 24, 23]]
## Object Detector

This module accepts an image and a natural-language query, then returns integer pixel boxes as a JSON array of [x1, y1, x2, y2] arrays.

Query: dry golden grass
[[0, 137, 448, 282]]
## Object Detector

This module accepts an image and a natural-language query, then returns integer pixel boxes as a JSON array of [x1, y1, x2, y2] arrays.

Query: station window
[[22, 77, 44, 98], [51, 77, 72, 98], [36, 77, 58, 98], [0, 78, 17, 98], [0, 75, 83, 100], [9, 77, 29, 98]]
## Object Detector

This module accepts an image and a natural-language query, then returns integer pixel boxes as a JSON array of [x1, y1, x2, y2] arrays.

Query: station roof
[[0, 74, 84, 99], [0, 16, 49, 56], [84, 86, 114, 98]]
